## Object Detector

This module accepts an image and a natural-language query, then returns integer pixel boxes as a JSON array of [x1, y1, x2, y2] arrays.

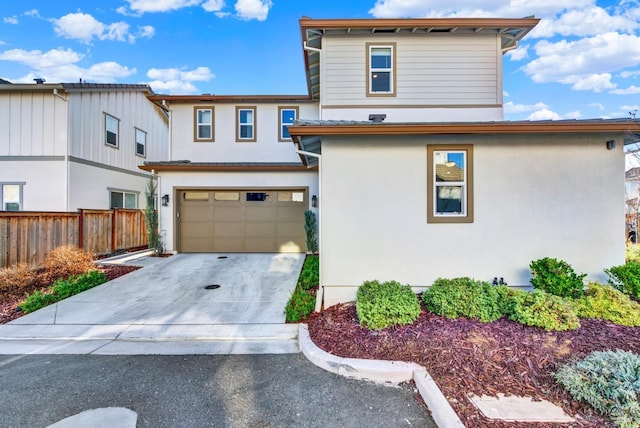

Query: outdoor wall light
[[162, 194, 170, 206], [312, 195, 318, 208], [606, 139, 616, 150]]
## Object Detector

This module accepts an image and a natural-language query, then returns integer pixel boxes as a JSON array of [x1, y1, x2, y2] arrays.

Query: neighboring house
[[142, 17, 635, 308], [140, 96, 318, 253], [0, 81, 168, 212]]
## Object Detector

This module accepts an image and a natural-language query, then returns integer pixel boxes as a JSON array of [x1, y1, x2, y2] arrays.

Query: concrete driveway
[[0, 253, 304, 355]]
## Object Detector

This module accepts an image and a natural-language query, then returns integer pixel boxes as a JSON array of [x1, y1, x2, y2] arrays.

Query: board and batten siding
[[0, 91, 68, 156], [323, 34, 501, 106], [68, 90, 168, 173]]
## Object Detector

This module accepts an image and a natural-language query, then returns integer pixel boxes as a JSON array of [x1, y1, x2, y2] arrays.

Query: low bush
[[572, 282, 640, 327], [626, 243, 640, 263], [297, 255, 319, 291], [20, 270, 107, 314], [41, 246, 95, 284], [0, 263, 40, 300], [356, 280, 421, 330], [555, 350, 640, 427], [507, 289, 580, 331], [285, 288, 316, 323], [529, 257, 586, 298], [604, 261, 640, 301], [422, 277, 505, 322]]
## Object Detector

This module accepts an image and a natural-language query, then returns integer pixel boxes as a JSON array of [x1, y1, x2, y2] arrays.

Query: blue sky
[[1, 0, 640, 121]]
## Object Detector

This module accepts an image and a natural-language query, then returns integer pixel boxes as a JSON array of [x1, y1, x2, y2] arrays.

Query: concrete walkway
[[0, 252, 303, 354]]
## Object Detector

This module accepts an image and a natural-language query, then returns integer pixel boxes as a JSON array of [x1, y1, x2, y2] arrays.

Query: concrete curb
[[298, 324, 465, 428]]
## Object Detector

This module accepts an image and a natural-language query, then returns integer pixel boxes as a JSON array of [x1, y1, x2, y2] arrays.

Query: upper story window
[[427, 145, 474, 223], [279, 106, 298, 142], [236, 106, 256, 142], [135, 128, 146, 157], [110, 189, 137, 209], [367, 43, 396, 96], [194, 106, 215, 142], [1, 183, 23, 211], [105, 113, 119, 148]]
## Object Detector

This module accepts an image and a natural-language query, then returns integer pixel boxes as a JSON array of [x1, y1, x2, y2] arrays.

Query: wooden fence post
[[111, 209, 116, 254], [78, 209, 84, 250]]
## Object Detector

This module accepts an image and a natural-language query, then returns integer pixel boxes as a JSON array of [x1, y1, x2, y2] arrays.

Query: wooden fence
[[0, 209, 148, 268]]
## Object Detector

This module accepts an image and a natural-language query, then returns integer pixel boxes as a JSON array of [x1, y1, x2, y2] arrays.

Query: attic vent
[[34, 78, 45, 84], [369, 114, 387, 123]]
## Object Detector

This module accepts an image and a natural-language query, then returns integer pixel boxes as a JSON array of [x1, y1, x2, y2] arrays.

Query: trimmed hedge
[[572, 282, 640, 327], [507, 289, 580, 331], [356, 280, 421, 330], [529, 257, 586, 298], [605, 261, 640, 301]]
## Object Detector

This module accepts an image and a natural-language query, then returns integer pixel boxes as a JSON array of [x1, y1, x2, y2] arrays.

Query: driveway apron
[[0, 253, 304, 355]]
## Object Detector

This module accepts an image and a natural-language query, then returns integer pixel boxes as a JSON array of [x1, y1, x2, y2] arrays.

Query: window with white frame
[[1, 183, 23, 211], [194, 106, 214, 142], [367, 43, 396, 96], [109, 190, 137, 209], [427, 145, 474, 223], [278, 106, 298, 141], [105, 113, 119, 147], [236, 106, 256, 142], [135, 128, 146, 157]]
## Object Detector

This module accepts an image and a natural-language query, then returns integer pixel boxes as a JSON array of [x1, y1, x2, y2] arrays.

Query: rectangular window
[[277, 191, 304, 202], [236, 106, 256, 142], [135, 128, 146, 157], [1, 183, 23, 211], [214, 192, 240, 201], [194, 106, 214, 142], [105, 114, 119, 147], [427, 145, 474, 223], [278, 106, 298, 142], [110, 190, 137, 209], [184, 191, 210, 201], [367, 43, 396, 96], [246, 192, 268, 201]]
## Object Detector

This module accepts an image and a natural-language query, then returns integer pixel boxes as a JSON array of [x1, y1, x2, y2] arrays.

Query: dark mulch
[[307, 303, 640, 427], [0, 264, 140, 324]]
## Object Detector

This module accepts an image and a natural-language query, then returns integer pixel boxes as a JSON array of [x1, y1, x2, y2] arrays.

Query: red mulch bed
[[307, 303, 640, 427], [0, 264, 140, 324]]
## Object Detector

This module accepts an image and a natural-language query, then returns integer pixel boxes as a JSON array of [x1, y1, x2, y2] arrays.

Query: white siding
[[320, 33, 502, 122], [157, 170, 319, 252], [0, 92, 68, 156], [319, 134, 625, 306], [0, 159, 67, 211], [68, 90, 168, 171], [169, 102, 317, 163]]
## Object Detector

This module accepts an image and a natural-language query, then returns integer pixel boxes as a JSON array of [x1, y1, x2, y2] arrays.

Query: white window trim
[[367, 43, 396, 97], [135, 127, 147, 157], [236, 106, 256, 142], [278, 106, 298, 142], [105, 113, 120, 148], [1, 182, 25, 211]]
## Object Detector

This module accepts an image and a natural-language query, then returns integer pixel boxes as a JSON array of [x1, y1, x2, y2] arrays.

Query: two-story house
[[0, 81, 168, 212], [143, 17, 634, 308]]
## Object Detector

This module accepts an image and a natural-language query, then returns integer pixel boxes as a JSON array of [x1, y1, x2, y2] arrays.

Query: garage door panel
[[179, 188, 307, 253]]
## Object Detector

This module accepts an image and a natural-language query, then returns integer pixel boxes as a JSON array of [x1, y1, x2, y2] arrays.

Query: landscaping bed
[[307, 302, 638, 427]]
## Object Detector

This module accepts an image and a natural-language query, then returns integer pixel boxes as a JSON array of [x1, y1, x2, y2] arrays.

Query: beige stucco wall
[[158, 170, 319, 252], [319, 133, 625, 306]]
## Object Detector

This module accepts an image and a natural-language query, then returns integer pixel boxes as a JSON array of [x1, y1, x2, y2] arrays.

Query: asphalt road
[[0, 353, 436, 428]]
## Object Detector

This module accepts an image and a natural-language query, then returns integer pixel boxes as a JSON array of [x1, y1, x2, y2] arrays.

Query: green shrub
[[304, 210, 318, 254], [605, 261, 640, 301], [555, 350, 640, 427], [297, 255, 319, 291], [422, 277, 505, 322], [529, 257, 586, 298], [285, 288, 315, 323], [20, 270, 107, 314], [626, 243, 640, 263], [507, 289, 580, 331], [356, 280, 421, 330], [572, 282, 640, 327]]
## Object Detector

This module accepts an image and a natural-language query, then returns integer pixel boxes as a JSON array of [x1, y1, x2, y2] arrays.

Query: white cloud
[[52, 12, 154, 44], [611, 85, 640, 94], [0, 47, 135, 83], [146, 66, 214, 94], [125, 0, 201, 13], [522, 33, 640, 90], [529, 6, 639, 38], [564, 110, 582, 119], [503, 90, 510, 97], [527, 108, 562, 121], [3, 16, 18, 25], [588, 102, 605, 110], [234, 0, 272, 21], [137, 25, 155, 38], [506, 45, 528, 61], [203, 0, 225, 12], [621, 70, 640, 78], [621, 105, 640, 112], [24, 10, 39, 17], [504, 101, 549, 114]]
